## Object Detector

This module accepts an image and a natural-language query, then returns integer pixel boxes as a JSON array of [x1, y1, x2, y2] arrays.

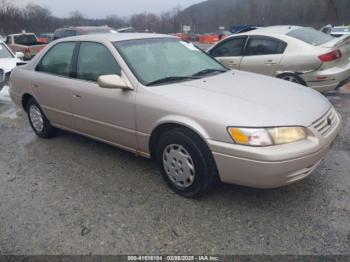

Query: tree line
[[0, 0, 349, 36], [0, 1, 184, 35], [181, 0, 350, 32]]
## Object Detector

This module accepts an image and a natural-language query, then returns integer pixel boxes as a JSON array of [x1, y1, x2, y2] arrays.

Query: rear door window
[[210, 37, 247, 57], [244, 37, 287, 56], [76, 42, 121, 82], [36, 42, 76, 77]]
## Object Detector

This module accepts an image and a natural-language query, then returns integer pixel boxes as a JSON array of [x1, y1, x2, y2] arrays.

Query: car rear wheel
[[27, 98, 56, 138], [277, 73, 306, 86], [156, 128, 219, 198]]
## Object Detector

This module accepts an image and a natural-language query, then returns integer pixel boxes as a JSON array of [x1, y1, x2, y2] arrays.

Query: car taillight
[[319, 50, 342, 62]]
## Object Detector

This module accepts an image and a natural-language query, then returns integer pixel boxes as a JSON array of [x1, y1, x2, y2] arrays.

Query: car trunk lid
[[318, 35, 350, 69]]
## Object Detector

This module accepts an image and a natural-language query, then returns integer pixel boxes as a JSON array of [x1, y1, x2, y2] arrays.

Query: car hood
[[0, 58, 18, 73], [152, 70, 331, 127]]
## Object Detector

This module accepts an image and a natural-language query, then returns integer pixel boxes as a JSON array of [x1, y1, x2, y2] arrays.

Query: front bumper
[[208, 109, 342, 188]]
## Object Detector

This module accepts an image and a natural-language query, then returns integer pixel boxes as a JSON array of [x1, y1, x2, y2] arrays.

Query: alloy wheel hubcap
[[29, 105, 44, 132], [162, 144, 195, 189]]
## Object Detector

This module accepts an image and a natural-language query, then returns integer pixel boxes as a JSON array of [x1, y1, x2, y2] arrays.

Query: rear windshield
[[287, 27, 334, 46], [0, 43, 13, 58], [14, 34, 38, 45]]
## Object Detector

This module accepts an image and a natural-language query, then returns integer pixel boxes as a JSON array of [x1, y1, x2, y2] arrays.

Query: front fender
[[152, 114, 210, 140]]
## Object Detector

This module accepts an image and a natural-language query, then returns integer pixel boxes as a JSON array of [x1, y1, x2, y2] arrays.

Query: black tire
[[26, 98, 56, 138], [277, 73, 306, 86], [156, 128, 219, 198]]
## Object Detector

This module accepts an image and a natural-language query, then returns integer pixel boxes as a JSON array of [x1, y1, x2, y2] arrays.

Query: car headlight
[[228, 127, 308, 146]]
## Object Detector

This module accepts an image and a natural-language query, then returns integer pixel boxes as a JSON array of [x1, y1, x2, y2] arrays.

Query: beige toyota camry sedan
[[10, 33, 342, 197]]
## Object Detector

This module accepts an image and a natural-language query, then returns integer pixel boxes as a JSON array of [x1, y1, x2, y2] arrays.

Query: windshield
[[287, 27, 334, 46], [0, 43, 14, 58], [14, 34, 38, 45], [114, 38, 227, 85]]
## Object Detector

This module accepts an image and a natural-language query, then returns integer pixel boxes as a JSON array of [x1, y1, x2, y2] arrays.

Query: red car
[[173, 33, 191, 42], [199, 31, 231, 44], [199, 33, 219, 44]]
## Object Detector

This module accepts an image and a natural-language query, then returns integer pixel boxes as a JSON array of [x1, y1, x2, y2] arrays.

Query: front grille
[[0, 69, 4, 83], [312, 107, 338, 136]]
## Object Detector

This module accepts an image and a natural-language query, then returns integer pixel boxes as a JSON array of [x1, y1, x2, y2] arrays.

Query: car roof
[[57, 33, 175, 42], [230, 25, 261, 33], [243, 25, 302, 36], [56, 26, 113, 31], [8, 33, 36, 36]]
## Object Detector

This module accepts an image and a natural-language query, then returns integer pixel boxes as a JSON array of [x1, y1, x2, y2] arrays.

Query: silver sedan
[[208, 26, 350, 93]]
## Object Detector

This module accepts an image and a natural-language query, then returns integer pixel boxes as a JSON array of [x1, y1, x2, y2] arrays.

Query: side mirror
[[15, 52, 24, 59], [97, 74, 133, 90]]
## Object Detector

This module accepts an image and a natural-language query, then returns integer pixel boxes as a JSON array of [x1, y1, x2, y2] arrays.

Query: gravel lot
[[0, 86, 349, 255]]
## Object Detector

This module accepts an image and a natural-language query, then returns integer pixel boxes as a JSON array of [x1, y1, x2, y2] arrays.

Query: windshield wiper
[[192, 68, 227, 77], [147, 76, 199, 86]]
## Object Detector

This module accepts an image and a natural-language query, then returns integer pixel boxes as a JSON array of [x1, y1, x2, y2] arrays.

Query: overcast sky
[[11, 0, 203, 18]]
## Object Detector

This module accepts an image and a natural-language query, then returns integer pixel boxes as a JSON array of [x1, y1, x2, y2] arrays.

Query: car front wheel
[[156, 128, 219, 198]]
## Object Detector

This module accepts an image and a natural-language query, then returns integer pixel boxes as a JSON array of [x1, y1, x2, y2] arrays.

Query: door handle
[[73, 94, 82, 99], [32, 84, 39, 88], [265, 60, 277, 65], [227, 61, 238, 66]]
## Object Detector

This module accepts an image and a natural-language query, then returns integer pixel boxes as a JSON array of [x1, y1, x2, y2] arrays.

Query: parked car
[[117, 27, 136, 33], [216, 30, 232, 40], [0, 40, 24, 89], [53, 26, 117, 40], [230, 25, 261, 34], [10, 33, 341, 197], [208, 26, 350, 93], [199, 33, 220, 44], [330, 26, 350, 37], [188, 33, 200, 42], [38, 33, 54, 43], [320, 24, 333, 35], [199, 31, 231, 44], [173, 32, 191, 42], [5, 33, 46, 60]]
